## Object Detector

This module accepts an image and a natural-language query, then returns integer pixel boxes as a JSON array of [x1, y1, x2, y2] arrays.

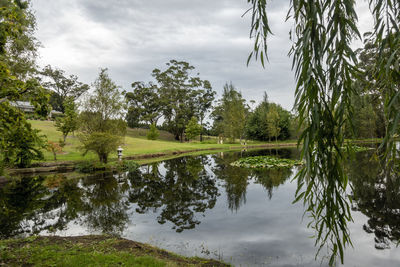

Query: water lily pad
[[230, 156, 303, 169]]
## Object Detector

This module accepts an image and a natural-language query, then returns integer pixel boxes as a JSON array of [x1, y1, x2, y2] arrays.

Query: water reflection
[[349, 151, 400, 249], [0, 148, 399, 266], [128, 156, 219, 232]]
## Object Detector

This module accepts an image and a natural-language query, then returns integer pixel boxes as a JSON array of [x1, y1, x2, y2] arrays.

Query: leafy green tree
[[266, 105, 280, 142], [152, 60, 214, 142], [54, 97, 78, 142], [1, 107, 46, 168], [213, 83, 247, 142], [194, 81, 215, 141], [78, 68, 126, 163], [246, 92, 294, 142], [125, 82, 162, 127], [185, 117, 202, 141], [147, 123, 159, 140], [41, 65, 89, 112], [0, 0, 49, 170]]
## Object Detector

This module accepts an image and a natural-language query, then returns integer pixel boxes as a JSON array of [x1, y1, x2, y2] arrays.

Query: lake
[[1, 148, 400, 266]]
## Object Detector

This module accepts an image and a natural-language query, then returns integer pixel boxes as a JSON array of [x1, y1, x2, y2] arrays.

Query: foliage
[[75, 160, 107, 173], [54, 97, 78, 142], [125, 82, 162, 127], [79, 132, 122, 164], [146, 123, 159, 140], [185, 117, 202, 141], [0, 104, 46, 168], [0, 0, 49, 170], [46, 140, 63, 161], [78, 68, 126, 163], [41, 65, 89, 112], [231, 156, 302, 169], [117, 160, 139, 172], [266, 104, 280, 142], [212, 83, 248, 142], [246, 0, 389, 264], [153, 60, 215, 141]]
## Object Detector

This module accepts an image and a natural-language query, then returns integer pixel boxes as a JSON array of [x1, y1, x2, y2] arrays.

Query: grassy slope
[[29, 120, 290, 163], [0, 235, 229, 266]]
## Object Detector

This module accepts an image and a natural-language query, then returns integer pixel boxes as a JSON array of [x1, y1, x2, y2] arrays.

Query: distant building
[[11, 101, 63, 119], [10, 101, 35, 113]]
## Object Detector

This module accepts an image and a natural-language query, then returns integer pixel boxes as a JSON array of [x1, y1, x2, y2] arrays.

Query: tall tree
[[266, 104, 280, 142], [194, 80, 215, 141], [152, 60, 214, 142], [41, 65, 89, 112], [55, 97, 79, 142], [215, 83, 248, 142], [0, 0, 49, 170], [125, 81, 161, 127], [78, 68, 126, 163]]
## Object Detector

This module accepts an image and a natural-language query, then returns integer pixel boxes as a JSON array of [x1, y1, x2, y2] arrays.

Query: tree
[[213, 83, 247, 142], [152, 60, 214, 142], [125, 82, 162, 127], [247, 0, 400, 264], [266, 105, 280, 142], [194, 81, 216, 141], [147, 123, 159, 140], [46, 140, 63, 161], [185, 117, 202, 141], [0, 0, 49, 170], [55, 97, 78, 142], [78, 68, 126, 163], [41, 65, 89, 112]]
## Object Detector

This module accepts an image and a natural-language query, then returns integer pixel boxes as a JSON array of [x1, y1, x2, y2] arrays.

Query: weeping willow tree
[[246, 0, 400, 265]]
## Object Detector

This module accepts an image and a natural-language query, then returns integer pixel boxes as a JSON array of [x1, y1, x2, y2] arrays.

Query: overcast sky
[[31, 0, 373, 111]]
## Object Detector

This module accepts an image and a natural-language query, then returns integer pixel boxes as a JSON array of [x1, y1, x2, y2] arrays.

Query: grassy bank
[[29, 120, 297, 163], [0, 235, 229, 266], [28, 120, 382, 166]]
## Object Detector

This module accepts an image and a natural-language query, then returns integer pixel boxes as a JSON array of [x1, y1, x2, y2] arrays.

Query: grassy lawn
[[0, 235, 229, 266], [29, 120, 296, 163]]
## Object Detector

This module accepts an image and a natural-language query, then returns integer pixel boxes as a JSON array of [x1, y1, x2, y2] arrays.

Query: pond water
[[1, 148, 400, 266]]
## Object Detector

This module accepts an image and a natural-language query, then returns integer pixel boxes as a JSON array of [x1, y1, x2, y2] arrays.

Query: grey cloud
[[31, 0, 372, 111]]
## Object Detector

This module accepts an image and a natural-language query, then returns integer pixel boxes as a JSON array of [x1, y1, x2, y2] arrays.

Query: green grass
[[29, 120, 383, 164], [29, 120, 299, 163], [0, 235, 229, 266]]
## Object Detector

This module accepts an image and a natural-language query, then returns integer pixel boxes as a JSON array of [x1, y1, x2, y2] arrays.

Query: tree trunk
[[200, 117, 203, 142], [63, 134, 67, 142], [53, 151, 57, 161]]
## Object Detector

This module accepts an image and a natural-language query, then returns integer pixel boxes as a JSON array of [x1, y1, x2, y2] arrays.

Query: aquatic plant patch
[[231, 156, 303, 169]]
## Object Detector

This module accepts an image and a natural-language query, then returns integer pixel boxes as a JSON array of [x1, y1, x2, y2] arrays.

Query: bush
[[147, 123, 159, 140], [79, 132, 122, 164], [76, 160, 107, 173], [114, 160, 140, 172]]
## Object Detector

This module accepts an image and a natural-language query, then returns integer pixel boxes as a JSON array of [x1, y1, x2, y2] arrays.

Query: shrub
[[147, 123, 159, 140], [75, 160, 107, 173]]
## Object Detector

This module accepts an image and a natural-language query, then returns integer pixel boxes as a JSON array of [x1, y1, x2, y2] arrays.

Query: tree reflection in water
[[80, 173, 131, 235], [349, 151, 400, 249], [128, 156, 219, 232], [212, 149, 297, 211], [3, 148, 398, 265]]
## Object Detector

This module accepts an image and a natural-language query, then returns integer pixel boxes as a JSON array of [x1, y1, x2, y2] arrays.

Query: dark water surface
[[1, 148, 400, 266]]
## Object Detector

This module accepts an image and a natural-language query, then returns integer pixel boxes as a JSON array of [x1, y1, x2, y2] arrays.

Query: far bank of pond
[[4, 138, 382, 176], [1, 146, 399, 266]]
